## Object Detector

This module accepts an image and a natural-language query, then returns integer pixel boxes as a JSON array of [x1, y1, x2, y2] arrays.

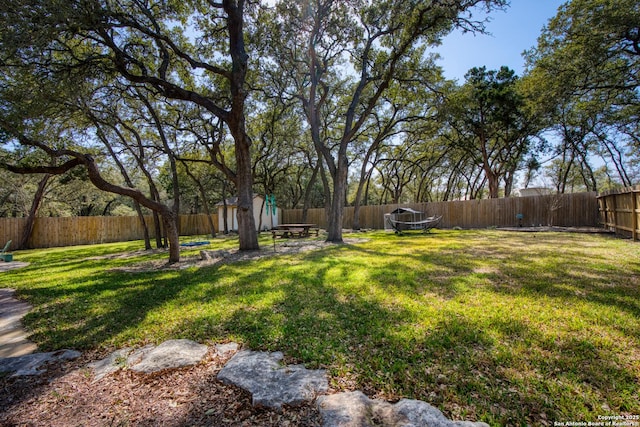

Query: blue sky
[[437, 0, 566, 82]]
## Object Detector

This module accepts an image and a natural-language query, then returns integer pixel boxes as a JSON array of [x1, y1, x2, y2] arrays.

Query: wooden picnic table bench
[[272, 224, 319, 239]]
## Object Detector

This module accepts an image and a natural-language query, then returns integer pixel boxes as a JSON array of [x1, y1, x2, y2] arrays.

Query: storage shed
[[216, 195, 280, 232]]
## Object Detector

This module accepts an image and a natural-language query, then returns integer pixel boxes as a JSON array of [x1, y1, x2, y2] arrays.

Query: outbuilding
[[216, 195, 280, 233]]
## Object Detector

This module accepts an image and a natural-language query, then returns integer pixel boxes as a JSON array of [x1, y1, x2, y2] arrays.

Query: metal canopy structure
[[384, 207, 442, 234]]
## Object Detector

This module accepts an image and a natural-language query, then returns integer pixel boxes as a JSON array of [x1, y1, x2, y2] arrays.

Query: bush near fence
[[0, 214, 217, 250], [284, 192, 599, 230], [0, 192, 601, 250]]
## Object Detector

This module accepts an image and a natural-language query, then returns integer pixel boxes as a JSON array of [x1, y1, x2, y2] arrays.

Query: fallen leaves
[[0, 352, 322, 426]]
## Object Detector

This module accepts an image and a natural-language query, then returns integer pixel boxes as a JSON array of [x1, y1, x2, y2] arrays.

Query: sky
[[437, 0, 566, 82]]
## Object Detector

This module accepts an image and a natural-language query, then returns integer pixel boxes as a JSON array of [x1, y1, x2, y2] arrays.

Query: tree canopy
[[1, 0, 638, 256]]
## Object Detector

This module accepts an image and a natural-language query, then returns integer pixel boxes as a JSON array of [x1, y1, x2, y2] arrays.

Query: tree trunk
[[326, 153, 348, 243], [228, 122, 258, 248], [352, 195, 362, 231], [559, 146, 575, 194], [152, 210, 164, 248], [19, 174, 50, 249], [183, 164, 216, 237], [352, 166, 369, 231], [258, 197, 265, 231], [81, 154, 182, 260], [101, 199, 115, 216], [97, 129, 151, 249], [133, 201, 152, 250], [224, 0, 258, 251], [222, 201, 229, 234], [161, 210, 181, 264], [504, 171, 514, 198], [486, 169, 500, 198], [302, 162, 320, 224], [234, 141, 259, 249], [3, 141, 184, 262], [204, 207, 216, 238], [319, 161, 332, 226]]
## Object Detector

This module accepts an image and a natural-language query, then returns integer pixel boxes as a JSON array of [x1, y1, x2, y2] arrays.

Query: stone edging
[[0, 339, 488, 427]]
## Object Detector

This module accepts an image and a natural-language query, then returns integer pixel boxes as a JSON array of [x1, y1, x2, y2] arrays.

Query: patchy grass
[[3, 230, 640, 425]]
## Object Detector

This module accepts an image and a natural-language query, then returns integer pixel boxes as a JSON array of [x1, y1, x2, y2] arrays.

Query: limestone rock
[[0, 349, 81, 377], [215, 342, 240, 358], [88, 345, 154, 380], [217, 350, 329, 409], [317, 391, 404, 427], [89, 339, 208, 379], [317, 391, 489, 427], [129, 339, 209, 374], [200, 249, 229, 261], [394, 398, 489, 427]]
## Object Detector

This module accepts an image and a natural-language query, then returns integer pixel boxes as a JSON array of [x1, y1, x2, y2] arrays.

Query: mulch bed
[[0, 349, 323, 426]]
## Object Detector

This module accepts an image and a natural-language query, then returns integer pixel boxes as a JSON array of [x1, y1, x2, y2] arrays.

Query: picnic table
[[271, 224, 319, 239]]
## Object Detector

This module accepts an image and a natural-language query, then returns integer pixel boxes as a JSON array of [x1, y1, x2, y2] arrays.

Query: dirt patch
[[497, 226, 612, 234], [0, 349, 322, 426], [85, 248, 168, 261], [473, 266, 500, 275], [110, 238, 369, 273], [0, 262, 30, 273]]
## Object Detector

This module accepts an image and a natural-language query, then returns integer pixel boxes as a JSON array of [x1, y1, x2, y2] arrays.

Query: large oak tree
[[524, 0, 640, 190], [262, 0, 507, 242], [0, 0, 260, 252]]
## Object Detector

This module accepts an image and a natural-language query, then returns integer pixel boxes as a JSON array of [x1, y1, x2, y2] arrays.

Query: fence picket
[[284, 192, 599, 231], [0, 214, 219, 250], [0, 192, 608, 250], [597, 186, 640, 241]]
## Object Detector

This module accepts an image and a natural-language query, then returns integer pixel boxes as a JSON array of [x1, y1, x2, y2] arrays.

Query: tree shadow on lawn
[[19, 273, 190, 351], [5, 237, 639, 425], [13, 246, 215, 350], [213, 277, 637, 425], [486, 249, 640, 338], [355, 232, 640, 324], [281, 238, 640, 422], [14, 243, 355, 352], [150, 244, 637, 425]]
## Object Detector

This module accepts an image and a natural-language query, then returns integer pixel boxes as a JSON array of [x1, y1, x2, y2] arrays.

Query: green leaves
[[440, 66, 537, 198], [524, 0, 640, 191]]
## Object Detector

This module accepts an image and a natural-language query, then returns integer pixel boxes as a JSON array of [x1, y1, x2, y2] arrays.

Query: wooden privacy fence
[[283, 192, 599, 230], [0, 214, 217, 249], [0, 192, 601, 250], [597, 186, 640, 241]]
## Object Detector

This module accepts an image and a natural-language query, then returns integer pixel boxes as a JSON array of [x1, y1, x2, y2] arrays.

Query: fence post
[[633, 189, 639, 241], [0, 193, 602, 248]]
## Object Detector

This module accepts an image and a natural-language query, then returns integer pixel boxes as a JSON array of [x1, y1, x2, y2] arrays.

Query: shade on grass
[[5, 230, 639, 425]]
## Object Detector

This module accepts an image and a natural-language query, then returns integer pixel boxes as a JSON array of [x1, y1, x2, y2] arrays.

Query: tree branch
[[4, 158, 82, 175]]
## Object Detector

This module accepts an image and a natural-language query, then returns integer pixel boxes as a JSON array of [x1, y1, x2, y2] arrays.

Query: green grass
[[4, 230, 640, 425]]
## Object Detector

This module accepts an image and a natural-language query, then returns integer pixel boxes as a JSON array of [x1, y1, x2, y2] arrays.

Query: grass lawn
[[3, 229, 639, 425]]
